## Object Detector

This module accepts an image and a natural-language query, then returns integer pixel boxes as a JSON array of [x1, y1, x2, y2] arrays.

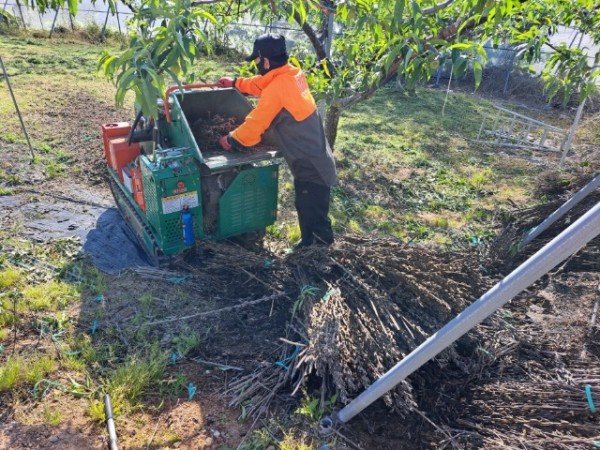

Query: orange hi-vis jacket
[[230, 63, 337, 187], [231, 64, 316, 146]]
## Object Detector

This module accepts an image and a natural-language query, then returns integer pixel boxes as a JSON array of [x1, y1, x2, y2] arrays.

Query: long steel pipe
[[104, 394, 118, 450], [520, 173, 599, 248], [336, 201, 600, 423]]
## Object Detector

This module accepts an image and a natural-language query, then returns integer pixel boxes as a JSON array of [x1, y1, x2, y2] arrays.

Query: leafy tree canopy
[[29, 0, 599, 141]]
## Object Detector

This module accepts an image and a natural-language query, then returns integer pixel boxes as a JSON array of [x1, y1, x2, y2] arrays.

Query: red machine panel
[[109, 137, 140, 181], [101, 122, 131, 168]]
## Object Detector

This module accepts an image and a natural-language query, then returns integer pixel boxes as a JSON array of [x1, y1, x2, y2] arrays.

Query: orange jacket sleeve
[[234, 76, 264, 97], [230, 85, 282, 147]]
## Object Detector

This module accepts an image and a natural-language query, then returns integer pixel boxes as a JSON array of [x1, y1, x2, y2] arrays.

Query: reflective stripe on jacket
[[231, 64, 336, 187]]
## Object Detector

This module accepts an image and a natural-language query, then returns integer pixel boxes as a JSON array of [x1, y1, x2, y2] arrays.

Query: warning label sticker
[[161, 191, 199, 214]]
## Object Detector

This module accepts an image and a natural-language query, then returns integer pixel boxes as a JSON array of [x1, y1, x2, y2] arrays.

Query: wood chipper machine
[[101, 84, 280, 265]]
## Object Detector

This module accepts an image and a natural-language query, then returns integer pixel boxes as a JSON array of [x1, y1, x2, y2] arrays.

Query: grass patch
[[172, 330, 200, 358], [328, 86, 541, 241], [280, 434, 314, 450], [21, 280, 79, 312], [0, 169, 20, 185], [89, 347, 168, 421], [240, 429, 275, 450], [42, 406, 63, 426], [0, 327, 9, 340], [0, 353, 57, 391], [285, 223, 301, 244], [0, 267, 24, 289]]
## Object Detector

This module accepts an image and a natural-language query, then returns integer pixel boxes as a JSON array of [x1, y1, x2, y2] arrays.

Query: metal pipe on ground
[[104, 394, 118, 450], [331, 201, 600, 424], [560, 97, 587, 166], [520, 173, 600, 248]]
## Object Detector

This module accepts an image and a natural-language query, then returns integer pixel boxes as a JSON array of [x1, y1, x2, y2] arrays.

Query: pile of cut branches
[[457, 355, 600, 449], [190, 114, 277, 152], [226, 236, 492, 418], [191, 114, 241, 147]]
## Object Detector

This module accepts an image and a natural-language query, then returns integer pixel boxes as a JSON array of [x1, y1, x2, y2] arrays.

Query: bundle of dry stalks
[[226, 236, 492, 417], [461, 375, 600, 449]]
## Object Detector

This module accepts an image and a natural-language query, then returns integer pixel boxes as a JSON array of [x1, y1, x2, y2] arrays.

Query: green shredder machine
[[106, 84, 280, 265]]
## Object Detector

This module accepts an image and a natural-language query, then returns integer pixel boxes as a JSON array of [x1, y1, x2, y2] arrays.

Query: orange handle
[[163, 82, 220, 123]]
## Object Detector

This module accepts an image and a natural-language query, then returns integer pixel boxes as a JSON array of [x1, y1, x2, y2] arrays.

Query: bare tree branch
[[423, 0, 455, 16], [191, 0, 226, 5], [292, 9, 328, 60], [120, 0, 138, 13]]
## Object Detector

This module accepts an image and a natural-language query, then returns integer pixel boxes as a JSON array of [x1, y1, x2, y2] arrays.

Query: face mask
[[257, 57, 269, 75]]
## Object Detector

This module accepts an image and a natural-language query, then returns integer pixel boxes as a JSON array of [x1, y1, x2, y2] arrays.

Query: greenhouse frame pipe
[[104, 394, 118, 450], [335, 201, 600, 424], [520, 173, 599, 248]]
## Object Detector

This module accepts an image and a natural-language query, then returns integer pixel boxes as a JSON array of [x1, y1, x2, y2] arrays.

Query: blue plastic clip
[[0, 344, 3, 353], [90, 320, 99, 335], [264, 259, 274, 268], [187, 382, 197, 400], [585, 384, 597, 413], [170, 352, 179, 365], [95, 294, 104, 303], [274, 346, 301, 371]]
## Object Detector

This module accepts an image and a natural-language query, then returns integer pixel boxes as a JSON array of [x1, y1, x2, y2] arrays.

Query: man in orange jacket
[[217, 33, 337, 248]]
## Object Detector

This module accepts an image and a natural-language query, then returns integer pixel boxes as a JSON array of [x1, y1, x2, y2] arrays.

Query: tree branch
[[292, 9, 328, 60], [191, 0, 227, 5], [334, 58, 402, 108], [423, 0, 455, 16], [120, 0, 138, 13]]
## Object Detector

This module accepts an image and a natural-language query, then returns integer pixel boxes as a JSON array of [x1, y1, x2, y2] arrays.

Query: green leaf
[[393, 0, 406, 32], [455, 58, 468, 78], [67, 0, 77, 16], [449, 43, 472, 51], [289, 56, 302, 69], [322, 60, 331, 78], [198, 10, 217, 24], [473, 60, 483, 89]]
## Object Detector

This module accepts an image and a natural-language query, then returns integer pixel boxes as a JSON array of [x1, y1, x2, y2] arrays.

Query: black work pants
[[294, 180, 334, 246]]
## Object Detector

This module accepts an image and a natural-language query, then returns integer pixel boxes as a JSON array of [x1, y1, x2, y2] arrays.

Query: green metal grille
[[140, 153, 203, 255], [217, 165, 279, 238]]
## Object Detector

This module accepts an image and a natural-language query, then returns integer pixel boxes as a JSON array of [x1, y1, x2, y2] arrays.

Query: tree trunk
[[325, 104, 341, 150]]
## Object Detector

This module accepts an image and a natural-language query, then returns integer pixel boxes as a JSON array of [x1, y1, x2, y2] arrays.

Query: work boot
[[290, 240, 312, 253]]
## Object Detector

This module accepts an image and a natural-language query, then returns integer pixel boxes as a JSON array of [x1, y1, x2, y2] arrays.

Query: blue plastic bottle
[[182, 210, 195, 246]]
